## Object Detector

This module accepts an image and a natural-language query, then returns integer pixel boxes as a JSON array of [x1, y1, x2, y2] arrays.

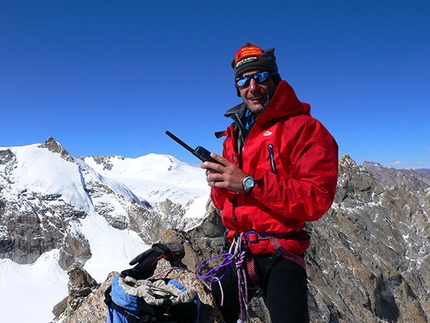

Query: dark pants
[[211, 254, 309, 323]]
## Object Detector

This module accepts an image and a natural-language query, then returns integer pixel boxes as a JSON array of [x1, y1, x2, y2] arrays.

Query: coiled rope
[[196, 233, 250, 322]]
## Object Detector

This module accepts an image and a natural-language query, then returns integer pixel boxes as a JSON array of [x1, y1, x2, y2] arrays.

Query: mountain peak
[[40, 137, 74, 162]]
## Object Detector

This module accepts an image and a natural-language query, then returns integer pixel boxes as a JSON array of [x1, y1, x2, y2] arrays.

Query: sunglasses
[[235, 71, 273, 87]]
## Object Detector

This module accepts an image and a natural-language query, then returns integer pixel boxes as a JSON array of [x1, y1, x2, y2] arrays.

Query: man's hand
[[200, 153, 248, 193]]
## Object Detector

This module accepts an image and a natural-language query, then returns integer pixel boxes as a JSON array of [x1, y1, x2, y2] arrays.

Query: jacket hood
[[258, 80, 311, 123]]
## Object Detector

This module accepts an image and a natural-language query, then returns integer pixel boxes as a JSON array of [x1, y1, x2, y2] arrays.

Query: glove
[[163, 242, 186, 268], [121, 242, 186, 280]]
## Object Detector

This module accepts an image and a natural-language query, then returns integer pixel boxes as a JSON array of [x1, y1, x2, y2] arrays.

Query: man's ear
[[271, 73, 282, 86]]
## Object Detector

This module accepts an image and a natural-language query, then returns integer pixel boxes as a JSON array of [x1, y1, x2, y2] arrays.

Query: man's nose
[[248, 78, 258, 91]]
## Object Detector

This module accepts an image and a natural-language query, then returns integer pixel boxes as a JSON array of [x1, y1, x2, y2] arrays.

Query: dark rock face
[[0, 191, 91, 265], [41, 137, 75, 163], [306, 155, 430, 322]]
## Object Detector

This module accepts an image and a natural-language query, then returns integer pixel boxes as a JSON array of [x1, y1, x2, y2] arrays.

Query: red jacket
[[211, 80, 338, 256]]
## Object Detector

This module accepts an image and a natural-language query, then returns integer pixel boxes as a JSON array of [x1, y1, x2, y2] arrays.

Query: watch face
[[245, 178, 254, 188], [243, 176, 255, 194]]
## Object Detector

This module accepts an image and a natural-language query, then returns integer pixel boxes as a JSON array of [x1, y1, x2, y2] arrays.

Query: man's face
[[237, 69, 277, 115]]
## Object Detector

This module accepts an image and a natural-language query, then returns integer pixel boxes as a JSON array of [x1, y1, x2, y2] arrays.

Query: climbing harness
[[196, 230, 308, 323], [243, 230, 307, 270]]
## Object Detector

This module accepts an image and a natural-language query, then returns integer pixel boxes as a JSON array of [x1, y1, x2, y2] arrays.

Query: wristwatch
[[242, 175, 255, 194]]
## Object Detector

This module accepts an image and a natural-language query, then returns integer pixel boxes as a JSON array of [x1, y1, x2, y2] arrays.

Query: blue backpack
[[104, 243, 200, 323]]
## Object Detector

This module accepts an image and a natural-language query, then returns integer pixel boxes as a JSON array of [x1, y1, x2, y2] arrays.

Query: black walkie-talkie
[[165, 131, 219, 164]]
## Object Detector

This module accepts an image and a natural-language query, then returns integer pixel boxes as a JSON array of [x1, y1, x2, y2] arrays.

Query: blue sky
[[1, 1, 429, 169]]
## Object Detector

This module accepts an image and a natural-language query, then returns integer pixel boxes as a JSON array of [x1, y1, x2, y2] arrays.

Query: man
[[201, 42, 338, 323]]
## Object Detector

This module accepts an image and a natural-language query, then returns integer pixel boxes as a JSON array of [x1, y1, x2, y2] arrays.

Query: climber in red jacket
[[201, 43, 339, 323]]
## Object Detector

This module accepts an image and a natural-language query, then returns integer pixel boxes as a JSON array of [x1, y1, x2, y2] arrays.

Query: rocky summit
[[1, 138, 430, 322]]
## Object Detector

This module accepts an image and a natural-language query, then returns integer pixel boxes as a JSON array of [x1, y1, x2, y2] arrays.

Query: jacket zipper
[[267, 144, 278, 174]]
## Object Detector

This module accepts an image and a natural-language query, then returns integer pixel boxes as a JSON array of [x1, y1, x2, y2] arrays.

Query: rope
[[235, 248, 250, 323], [196, 233, 251, 322], [196, 252, 235, 284]]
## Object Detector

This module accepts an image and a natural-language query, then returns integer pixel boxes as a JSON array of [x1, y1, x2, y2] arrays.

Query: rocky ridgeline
[[52, 154, 430, 323]]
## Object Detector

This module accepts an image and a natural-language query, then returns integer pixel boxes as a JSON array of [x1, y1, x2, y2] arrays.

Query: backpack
[[105, 242, 200, 323]]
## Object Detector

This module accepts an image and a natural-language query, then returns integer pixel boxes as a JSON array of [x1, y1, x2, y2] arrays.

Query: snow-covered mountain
[[0, 137, 210, 322]]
